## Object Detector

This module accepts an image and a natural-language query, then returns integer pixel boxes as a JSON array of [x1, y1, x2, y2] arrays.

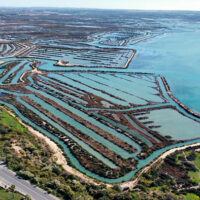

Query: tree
[[46, 179, 61, 189], [9, 184, 15, 192], [23, 195, 32, 200], [18, 170, 34, 180], [112, 184, 122, 192], [9, 184, 16, 200]]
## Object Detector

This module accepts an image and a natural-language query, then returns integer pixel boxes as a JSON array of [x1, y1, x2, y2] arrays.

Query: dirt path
[[4, 107, 100, 186], [120, 142, 200, 188], [2, 106, 200, 189], [20, 61, 43, 82], [24, 123, 99, 185]]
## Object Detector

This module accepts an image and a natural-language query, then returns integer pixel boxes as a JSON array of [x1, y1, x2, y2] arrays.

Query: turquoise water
[[49, 72, 164, 107], [36, 79, 88, 105], [0, 61, 26, 83], [12, 63, 32, 84], [25, 94, 135, 159], [17, 96, 117, 169], [30, 48, 132, 67], [0, 69, 5, 74], [79, 73, 163, 103], [130, 31, 200, 114], [25, 85, 139, 156], [0, 30, 200, 183], [1, 99, 200, 183], [93, 112, 152, 147], [136, 108, 200, 140]]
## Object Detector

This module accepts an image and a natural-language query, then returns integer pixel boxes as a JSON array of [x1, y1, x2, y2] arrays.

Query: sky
[[1, 0, 200, 11]]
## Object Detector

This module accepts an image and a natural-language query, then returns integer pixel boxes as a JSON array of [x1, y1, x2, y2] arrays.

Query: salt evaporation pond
[[1, 30, 200, 183]]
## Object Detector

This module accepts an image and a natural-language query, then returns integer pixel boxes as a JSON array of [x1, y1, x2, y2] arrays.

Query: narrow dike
[[161, 76, 200, 119], [33, 83, 136, 152], [3, 96, 125, 179], [21, 95, 138, 170]]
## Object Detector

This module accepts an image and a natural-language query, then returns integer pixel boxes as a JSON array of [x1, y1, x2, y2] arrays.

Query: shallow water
[[1, 99, 200, 183], [17, 96, 118, 169], [130, 31, 200, 114], [136, 108, 200, 140], [1, 29, 200, 183]]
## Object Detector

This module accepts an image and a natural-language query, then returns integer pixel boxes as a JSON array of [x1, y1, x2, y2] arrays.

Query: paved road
[[0, 163, 59, 200]]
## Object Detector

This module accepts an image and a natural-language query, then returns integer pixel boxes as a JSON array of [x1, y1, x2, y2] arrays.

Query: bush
[[52, 166, 62, 176], [186, 152, 196, 161], [113, 192, 135, 200], [93, 190, 109, 199], [46, 179, 61, 189], [18, 170, 34, 180], [183, 162, 197, 172], [112, 184, 122, 192], [0, 124, 9, 134], [58, 185, 74, 200]]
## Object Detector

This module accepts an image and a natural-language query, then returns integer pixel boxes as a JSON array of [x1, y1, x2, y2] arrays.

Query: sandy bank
[[55, 60, 74, 67], [3, 106, 200, 189], [0, 61, 5, 65], [4, 107, 99, 185]]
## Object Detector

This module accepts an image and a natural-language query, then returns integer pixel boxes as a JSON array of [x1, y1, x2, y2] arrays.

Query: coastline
[[161, 76, 200, 119]]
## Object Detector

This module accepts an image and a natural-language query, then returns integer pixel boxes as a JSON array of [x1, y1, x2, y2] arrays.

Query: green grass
[[176, 153, 184, 165], [189, 171, 200, 182], [0, 109, 25, 133], [184, 193, 200, 200], [187, 151, 200, 183], [0, 188, 24, 200], [194, 153, 200, 169]]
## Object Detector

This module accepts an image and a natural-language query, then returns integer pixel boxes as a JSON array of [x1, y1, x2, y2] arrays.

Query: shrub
[[18, 170, 34, 180], [46, 179, 61, 189]]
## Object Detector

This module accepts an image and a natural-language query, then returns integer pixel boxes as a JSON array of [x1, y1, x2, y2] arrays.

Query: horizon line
[[0, 6, 200, 12]]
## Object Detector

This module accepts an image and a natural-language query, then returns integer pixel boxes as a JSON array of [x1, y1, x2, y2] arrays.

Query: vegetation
[[0, 105, 200, 200], [135, 147, 200, 199], [0, 186, 26, 200]]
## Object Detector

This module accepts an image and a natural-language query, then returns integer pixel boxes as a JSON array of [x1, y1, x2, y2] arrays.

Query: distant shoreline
[[0, 7, 199, 13]]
